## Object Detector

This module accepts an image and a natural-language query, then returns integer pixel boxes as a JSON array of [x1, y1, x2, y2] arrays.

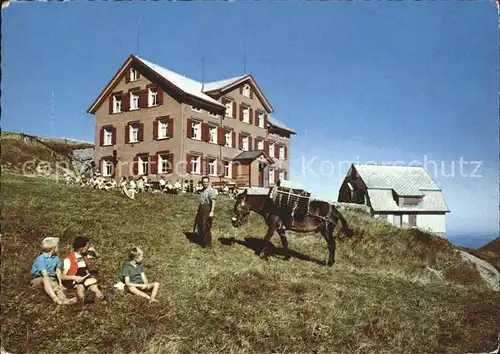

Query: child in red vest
[[62, 236, 104, 309]]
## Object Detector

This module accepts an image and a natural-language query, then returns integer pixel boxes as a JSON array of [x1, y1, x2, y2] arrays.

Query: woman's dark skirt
[[195, 203, 213, 248]]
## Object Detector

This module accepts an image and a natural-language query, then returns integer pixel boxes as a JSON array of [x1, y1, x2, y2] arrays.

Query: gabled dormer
[[396, 194, 423, 208], [267, 115, 296, 138], [87, 54, 226, 116], [202, 75, 274, 114]]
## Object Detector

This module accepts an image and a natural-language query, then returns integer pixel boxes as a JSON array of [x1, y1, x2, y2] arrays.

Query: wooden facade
[[232, 151, 273, 188]]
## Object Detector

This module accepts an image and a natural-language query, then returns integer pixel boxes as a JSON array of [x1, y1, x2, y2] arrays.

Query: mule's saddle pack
[[268, 180, 311, 222]]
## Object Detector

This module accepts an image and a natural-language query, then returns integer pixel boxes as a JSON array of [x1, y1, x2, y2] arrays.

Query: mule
[[231, 189, 353, 266]]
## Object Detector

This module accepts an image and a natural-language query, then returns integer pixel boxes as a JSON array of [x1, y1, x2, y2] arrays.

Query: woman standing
[[193, 176, 218, 248]]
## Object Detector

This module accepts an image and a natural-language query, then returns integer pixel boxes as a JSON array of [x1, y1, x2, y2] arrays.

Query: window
[[393, 215, 402, 227], [191, 121, 201, 140], [113, 95, 122, 113], [190, 155, 201, 174], [347, 182, 355, 202], [257, 139, 264, 150], [129, 125, 139, 143], [103, 128, 113, 146], [138, 156, 148, 176], [243, 85, 250, 97], [102, 160, 113, 177], [242, 136, 249, 151], [269, 143, 275, 157], [158, 120, 169, 139], [224, 161, 232, 178], [279, 170, 285, 181], [192, 106, 202, 112], [224, 130, 232, 147], [403, 197, 421, 206], [209, 126, 217, 144], [242, 106, 250, 123], [224, 99, 233, 117], [158, 155, 172, 174], [149, 87, 158, 107], [130, 68, 139, 81], [409, 214, 417, 227], [258, 112, 265, 128], [131, 91, 140, 110], [279, 146, 285, 160], [208, 159, 217, 176], [269, 168, 275, 183]]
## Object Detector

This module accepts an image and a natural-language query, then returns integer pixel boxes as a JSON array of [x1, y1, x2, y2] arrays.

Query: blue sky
[[2, 1, 498, 237]]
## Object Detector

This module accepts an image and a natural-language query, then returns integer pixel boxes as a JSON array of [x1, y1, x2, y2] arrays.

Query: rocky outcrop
[[459, 250, 500, 292], [70, 148, 94, 176]]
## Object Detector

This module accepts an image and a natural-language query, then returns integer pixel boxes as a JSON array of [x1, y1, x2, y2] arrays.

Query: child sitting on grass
[[30, 237, 77, 305], [62, 236, 107, 310], [121, 246, 160, 303]]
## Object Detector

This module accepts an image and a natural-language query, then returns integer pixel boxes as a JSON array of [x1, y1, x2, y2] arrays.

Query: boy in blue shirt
[[30, 237, 76, 305]]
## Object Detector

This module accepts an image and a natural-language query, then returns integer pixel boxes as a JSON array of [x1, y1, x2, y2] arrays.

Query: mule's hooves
[[327, 260, 335, 267], [283, 255, 291, 261]]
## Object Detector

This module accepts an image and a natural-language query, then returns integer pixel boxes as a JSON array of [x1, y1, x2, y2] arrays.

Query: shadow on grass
[[219, 236, 327, 266], [184, 232, 204, 248]]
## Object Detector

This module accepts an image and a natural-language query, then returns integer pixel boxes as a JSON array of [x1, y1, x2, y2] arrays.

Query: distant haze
[[447, 234, 499, 249]]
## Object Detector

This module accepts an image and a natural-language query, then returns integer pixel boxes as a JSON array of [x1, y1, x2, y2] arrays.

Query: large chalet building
[[87, 54, 296, 187]]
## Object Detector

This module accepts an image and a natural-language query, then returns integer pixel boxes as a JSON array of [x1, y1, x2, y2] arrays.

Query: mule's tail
[[331, 205, 354, 237]]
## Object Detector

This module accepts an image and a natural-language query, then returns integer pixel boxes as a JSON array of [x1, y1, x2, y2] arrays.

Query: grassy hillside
[[1, 172, 498, 354], [480, 237, 500, 253], [461, 237, 500, 272], [0, 131, 93, 170]]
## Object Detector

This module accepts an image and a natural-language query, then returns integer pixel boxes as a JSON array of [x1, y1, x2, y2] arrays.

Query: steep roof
[[202, 76, 247, 92], [353, 164, 441, 196], [137, 57, 224, 107], [232, 150, 273, 163], [202, 73, 274, 113], [366, 189, 450, 212], [350, 164, 450, 213], [267, 115, 296, 134], [88, 55, 233, 113], [88, 55, 290, 132]]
